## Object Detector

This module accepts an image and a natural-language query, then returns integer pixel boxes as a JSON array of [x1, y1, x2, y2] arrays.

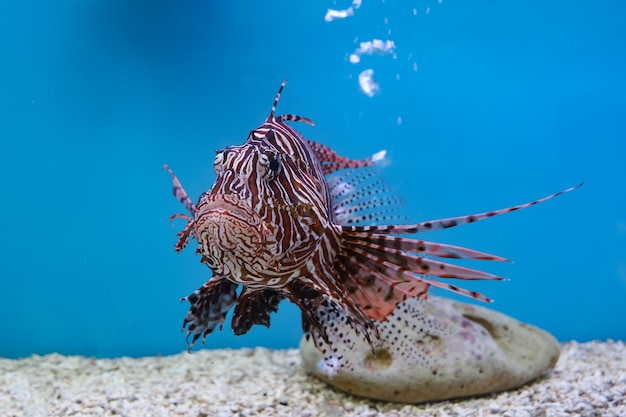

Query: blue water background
[[1, 1, 624, 359]]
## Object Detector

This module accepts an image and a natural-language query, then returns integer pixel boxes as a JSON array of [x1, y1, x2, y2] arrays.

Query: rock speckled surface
[[300, 296, 561, 403]]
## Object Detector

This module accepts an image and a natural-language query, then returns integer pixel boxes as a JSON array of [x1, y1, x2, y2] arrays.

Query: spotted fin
[[337, 182, 584, 321], [231, 288, 283, 336], [343, 182, 585, 235], [181, 278, 238, 351], [304, 298, 368, 376], [328, 166, 408, 225]]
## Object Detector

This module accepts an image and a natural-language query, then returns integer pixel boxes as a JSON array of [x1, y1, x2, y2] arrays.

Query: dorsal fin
[[267, 79, 315, 126], [267, 79, 288, 122]]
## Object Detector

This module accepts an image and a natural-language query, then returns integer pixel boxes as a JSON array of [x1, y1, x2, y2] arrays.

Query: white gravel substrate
[[1, 340, 624, 417]]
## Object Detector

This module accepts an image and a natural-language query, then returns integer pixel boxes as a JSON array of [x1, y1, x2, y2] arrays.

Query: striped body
[[165, 80, 583, 355]]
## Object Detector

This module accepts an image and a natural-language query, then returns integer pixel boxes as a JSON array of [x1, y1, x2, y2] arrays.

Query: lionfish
[[164, 80, 582, 360]]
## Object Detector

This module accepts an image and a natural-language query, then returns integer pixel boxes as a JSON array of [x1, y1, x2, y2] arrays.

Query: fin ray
[[342, 182, 585, 235]]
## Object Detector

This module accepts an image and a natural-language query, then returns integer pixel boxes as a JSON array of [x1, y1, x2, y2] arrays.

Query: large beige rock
[[300, 296, 560, 403]]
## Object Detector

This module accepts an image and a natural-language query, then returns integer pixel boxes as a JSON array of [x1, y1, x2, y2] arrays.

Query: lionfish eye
[[258, 151, 281, 180], [268, 157, 280, 172], [264, 129, 276, 141]]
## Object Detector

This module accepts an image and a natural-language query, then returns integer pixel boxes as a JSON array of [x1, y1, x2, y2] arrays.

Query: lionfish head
[[193, 82, 331, 290]]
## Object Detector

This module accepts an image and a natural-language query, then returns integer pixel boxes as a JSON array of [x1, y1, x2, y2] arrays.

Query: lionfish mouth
[[194, 194, 265, 278]]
